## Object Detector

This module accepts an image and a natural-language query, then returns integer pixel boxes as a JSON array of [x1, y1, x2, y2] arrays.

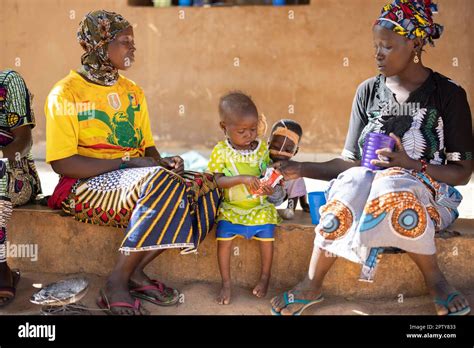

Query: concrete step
[[2, 272, 473, 315], [8, 207, 474, 299]]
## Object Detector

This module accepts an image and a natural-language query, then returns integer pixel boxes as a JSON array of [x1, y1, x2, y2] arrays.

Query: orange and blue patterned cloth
[[314, 167, 461, 282]]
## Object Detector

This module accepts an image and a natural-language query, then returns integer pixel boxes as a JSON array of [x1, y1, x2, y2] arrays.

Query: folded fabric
[[47, 176, 78, 209]]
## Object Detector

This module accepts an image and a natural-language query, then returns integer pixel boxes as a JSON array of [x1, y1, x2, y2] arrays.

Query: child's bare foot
[[217, 282, 231, 305], [253, 275, 270, 298]]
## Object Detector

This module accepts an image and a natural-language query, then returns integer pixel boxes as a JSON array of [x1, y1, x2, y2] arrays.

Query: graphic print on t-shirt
[[78, 92, 144, 149]]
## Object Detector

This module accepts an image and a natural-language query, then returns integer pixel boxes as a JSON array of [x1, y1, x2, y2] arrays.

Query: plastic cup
[[361, 132, 396, 170], [308, 191, 327, 225]]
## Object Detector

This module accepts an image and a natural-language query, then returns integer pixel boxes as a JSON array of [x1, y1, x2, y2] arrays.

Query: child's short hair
[[219, 91, 258, 121], [271, 119, 303, 139]]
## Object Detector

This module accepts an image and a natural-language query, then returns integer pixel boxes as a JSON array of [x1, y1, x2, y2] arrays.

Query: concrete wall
[[1, 0, 472, 158]]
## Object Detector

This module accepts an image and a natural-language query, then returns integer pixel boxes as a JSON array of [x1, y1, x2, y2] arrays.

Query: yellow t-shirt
[[45, 70, 155, 163]]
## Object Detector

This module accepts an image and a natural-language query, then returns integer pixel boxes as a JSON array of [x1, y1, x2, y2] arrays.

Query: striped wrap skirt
[[62, 167, 221, 253]]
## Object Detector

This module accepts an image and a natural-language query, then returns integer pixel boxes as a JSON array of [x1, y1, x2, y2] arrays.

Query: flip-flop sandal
[[271, 291, 324, 316], [96, 289, 148, 315], [151, 279, 180, 298], [0, 269, 21, 308], [129, 281, 180, 307], [434, 291, 471, 316]]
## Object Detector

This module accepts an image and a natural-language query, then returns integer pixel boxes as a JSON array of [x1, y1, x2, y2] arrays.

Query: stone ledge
[[8, 207, 474, 299]]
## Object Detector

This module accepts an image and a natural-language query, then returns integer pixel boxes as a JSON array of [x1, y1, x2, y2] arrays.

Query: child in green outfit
[[207, 92, 281, 305]]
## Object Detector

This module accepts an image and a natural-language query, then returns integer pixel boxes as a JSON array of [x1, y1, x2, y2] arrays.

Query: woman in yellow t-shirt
[[45, 10, 220, 315]]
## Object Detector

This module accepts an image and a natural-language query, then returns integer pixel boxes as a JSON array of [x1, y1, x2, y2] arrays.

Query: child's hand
[[241, 175, 260, 192]]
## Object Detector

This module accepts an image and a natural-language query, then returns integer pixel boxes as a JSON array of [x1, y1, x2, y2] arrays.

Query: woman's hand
[[272, 160, 303, 180], [370, 133, 419, 170], [160, 156, 185, 175], [241, 175, 261, 192]]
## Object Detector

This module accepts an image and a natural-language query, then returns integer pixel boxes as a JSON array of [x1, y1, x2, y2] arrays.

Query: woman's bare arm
[[51, 155, 158, 179], [275, 158, 360, 181], [2, 126, 33, 161], [424, 160, 472, 186]]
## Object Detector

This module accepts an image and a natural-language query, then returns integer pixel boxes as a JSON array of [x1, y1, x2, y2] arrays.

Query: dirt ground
[[2, 272, 472, 316]]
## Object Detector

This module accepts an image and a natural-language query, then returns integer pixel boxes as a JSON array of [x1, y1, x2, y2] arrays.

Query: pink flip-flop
[[97, 289, 148, 315]]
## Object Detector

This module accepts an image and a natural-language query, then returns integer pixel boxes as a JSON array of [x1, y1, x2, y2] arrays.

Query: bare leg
[[217, 240, 233, 305], [130, 249, 165, 283], [253, 241, 273, 298], [271, 246, 337, 315], [299, 195, 310, 213], [127, 249, 181, 303], [408, 252, 470, 315], [101, 250, 151, 315]]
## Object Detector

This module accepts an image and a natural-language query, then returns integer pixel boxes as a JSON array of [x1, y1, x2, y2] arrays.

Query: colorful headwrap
[[374, 0, 443, 46], [77, 10, 131, 86]]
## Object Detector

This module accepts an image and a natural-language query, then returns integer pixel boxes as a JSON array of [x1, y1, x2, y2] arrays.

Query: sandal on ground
[[271, 291, 324, 316], [0, 269, 21, 308], [129, 280, 180, 306], [96, 289, 147, 315], [434, 291, 471, 316]]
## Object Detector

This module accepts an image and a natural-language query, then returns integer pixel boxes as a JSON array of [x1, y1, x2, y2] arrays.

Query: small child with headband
[[267, 119, 310, 219], [207, 92, 281, 305]]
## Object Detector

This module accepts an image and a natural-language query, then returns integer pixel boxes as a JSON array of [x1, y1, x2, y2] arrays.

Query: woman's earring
[[413, 52, 420, 64]]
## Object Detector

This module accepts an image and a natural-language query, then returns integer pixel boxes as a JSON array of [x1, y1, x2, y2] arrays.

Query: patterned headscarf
[[374, 0, 443, 46], [77, 10, 131, 86]]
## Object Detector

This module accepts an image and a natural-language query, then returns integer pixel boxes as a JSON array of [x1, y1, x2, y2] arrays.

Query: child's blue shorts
[[216, 220, 275, 242]]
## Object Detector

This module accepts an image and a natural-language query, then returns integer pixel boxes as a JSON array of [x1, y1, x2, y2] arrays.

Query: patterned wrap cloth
[[315, 167, 461, 281], [375, 0, 443, 46], [61, 168, 220, 253], [77, 10, 130, 86]]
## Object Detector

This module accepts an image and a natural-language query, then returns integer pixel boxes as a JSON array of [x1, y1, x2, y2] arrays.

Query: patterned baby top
[[207, 139, 280, 226]]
